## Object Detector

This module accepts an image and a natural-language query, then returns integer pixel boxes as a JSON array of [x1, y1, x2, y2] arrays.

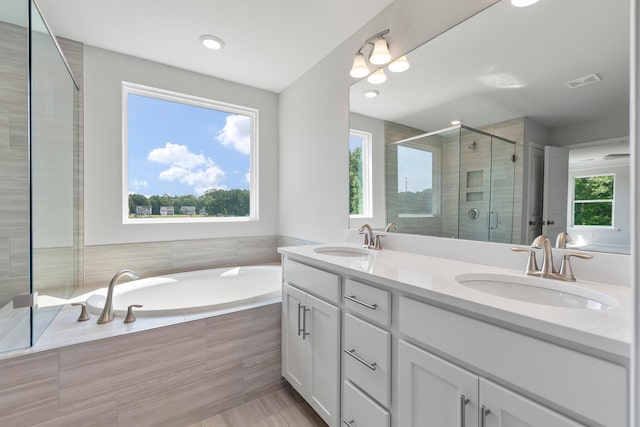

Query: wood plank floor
[[186, 384, 328, 427]]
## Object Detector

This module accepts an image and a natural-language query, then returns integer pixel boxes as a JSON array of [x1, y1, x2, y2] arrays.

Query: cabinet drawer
[[283, 259, 340, 304], [342, 381, 390, 427], [343, 313, 391, 407], [344, 279, 391, 326], [398, 296, 627, 427]]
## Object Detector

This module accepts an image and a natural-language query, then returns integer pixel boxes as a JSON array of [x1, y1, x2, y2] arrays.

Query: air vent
[[603, 153, 630, 160], [564, 73, 602, 89]]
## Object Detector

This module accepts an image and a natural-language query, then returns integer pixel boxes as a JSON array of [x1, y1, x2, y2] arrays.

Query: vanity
[[278, 244, 630, 427]]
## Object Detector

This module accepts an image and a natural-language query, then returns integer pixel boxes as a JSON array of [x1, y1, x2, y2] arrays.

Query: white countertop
[[278, 243, 632, 360]]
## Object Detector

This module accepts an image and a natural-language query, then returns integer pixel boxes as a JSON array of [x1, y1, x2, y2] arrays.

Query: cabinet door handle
[[345, 295, 377, 310], [343, 348, 377, 371], [342, 419, 355, 427], [459, 394, 470, 427], [480, 405, 491, 427], [302, 307, 310, 339], [297, 303, 303, 336]]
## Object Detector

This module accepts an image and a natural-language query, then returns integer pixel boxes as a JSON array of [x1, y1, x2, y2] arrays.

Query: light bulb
[[388, 56, 410, 73], [349, 53, 369, 78], [199, 35, 225, 50], [364, 90, 379, 98], [367, 69, 387, 85], [369, 38, 391, 65], [511, 0, 539, 7]]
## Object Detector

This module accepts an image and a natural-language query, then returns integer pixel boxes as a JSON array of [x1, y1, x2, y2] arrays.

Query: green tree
[[128, 194, 149, 214], [349, 147, 363, 215]]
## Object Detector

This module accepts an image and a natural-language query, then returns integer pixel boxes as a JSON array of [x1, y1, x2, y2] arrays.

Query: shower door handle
[[489, 211, 499, 229]]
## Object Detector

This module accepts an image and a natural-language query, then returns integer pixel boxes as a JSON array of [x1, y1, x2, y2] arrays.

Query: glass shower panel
[[458, 127, 492, 241], [30, 1, 79, 344], [0, 0, 30, 353], [488, 136, 516, 243]]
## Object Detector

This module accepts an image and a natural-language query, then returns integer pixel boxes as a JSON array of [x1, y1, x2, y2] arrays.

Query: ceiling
[[350, 0, 630, 133], [35, 0, 395, 93]]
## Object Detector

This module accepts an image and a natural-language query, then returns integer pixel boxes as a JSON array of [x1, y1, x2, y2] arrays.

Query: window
[[122, 82, 258, 223], [572, 174, 614, 227], [349, 130, 372, 218], [397, 144, 439, 217]]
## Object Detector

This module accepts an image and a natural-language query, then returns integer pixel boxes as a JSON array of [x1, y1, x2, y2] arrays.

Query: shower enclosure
[[386, 124, 517, 242], [0, 0, 81, 353]]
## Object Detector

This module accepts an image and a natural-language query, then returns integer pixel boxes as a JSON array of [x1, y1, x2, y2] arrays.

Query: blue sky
[[397, 146, 432, 192], [127, 94, 251, 197]]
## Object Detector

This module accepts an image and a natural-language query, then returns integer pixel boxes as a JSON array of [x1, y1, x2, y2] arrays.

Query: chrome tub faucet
[[97, 269, 140, 324]]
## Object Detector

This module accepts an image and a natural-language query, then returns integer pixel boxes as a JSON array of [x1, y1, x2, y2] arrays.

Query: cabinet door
[[282, 284, 307, 394], [398, 340, 479, 427], [306, 293, 340, 427], [479, 379, 584, 427]]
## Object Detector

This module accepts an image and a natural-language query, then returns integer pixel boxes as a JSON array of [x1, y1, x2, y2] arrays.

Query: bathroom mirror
[[349, 0, 630, 254]]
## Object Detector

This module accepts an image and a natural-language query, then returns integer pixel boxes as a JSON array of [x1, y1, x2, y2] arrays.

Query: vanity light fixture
[[368, 69, 387, 85], [364, 90, 379, 98], [350, 29, 409, 81], [511, 0, 539, 7], [199, 34, 225, 50]]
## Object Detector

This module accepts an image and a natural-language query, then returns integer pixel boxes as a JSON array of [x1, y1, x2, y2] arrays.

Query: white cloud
[[245, 171, 251, 184], [131, 179, 149, 191], [148, 142, 207, 168], [149, 142, 226, 195], [216, 115, 251, 155]]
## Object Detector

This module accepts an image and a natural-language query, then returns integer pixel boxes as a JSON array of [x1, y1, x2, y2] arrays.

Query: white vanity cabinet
[[398, 340, 583, 427], [282, 261, 340, 427]]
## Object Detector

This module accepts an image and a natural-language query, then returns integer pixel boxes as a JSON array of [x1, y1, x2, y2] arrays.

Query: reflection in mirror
[[348, 0, 629, 254]]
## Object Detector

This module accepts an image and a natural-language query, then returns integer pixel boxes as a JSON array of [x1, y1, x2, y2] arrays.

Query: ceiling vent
[[603, 153, 630, 160], [563, 73, 602, 89]]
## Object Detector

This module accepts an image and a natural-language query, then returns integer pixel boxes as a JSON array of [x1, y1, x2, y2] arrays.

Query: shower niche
[[386, 124, 517, 243]]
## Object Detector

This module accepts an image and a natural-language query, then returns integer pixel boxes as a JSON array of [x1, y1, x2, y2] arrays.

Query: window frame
[[570, 173, 615, 228], [349, 129, 373, 219], [121, 82, 259, 224], [396, 141, 441, 218]]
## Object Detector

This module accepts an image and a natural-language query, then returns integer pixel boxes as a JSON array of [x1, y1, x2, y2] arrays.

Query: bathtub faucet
[[97, 269, 140, 324]]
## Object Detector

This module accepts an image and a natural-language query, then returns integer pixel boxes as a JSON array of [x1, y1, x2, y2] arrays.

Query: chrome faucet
[[358, 224, 374, 249], [555, 231, 572, 249], [97, 269, 140, 324], [531, 235, 555, 278]]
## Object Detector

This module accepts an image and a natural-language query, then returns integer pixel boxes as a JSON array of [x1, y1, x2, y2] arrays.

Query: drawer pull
[[297, 303, 303, 336], [344, 348, 377, 371], [459, 394, 469, 427], [480, 405, 491, 427], [302, 306, 310, 339], [345, 295, 378, 310], [342, 419, 355, 427]]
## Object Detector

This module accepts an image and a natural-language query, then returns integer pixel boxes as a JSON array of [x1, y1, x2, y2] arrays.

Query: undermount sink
[[313, 246, 374, 258], [455, 273, 618, 310]]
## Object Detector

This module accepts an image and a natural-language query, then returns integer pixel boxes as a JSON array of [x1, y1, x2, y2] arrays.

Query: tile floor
[[186, 385, 327, 427]]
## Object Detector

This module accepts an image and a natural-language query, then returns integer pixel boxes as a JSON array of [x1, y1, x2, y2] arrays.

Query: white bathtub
[[86, 265, 282, 316]]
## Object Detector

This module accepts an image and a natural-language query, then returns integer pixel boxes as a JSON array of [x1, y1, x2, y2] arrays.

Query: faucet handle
[[511, 247, 539, 275], [70, 302, 91, 322], [124, 304, 143, 323], [373, 233, 386, 250], [558, 252, 593, 282]]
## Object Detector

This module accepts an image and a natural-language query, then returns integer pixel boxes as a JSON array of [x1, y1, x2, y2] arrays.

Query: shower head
[[469, 141, 478, 150]]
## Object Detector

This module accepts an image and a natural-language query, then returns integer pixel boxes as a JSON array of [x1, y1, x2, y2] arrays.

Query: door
[[479, 379, 584, 427], [398, 340, 479, 427], [306, 293, 340, 427], [282, 284, 307, 393], [526, 145, 544, 244], [541, 146, 569, 243]]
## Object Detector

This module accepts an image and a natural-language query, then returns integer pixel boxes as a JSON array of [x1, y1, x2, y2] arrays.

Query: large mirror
[[349, 0, 630, 254]]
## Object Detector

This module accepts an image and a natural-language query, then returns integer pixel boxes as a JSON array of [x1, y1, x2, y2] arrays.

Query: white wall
[[83, 46, 279, 245], [550, 111, 629, 146], [278, 0, 499, 242]]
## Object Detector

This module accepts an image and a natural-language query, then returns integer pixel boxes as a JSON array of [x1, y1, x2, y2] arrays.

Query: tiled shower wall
[[0, 21, 29, 307]]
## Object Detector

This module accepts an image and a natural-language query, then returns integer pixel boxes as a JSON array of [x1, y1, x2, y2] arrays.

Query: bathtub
[[86, 265, 282, 317]]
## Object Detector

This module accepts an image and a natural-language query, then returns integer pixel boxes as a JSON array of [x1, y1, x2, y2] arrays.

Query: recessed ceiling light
[[364, 90, 379, 98], [451, 120, 462, 125], [511, 0, 539, 7], [199, 35, 225, 50]]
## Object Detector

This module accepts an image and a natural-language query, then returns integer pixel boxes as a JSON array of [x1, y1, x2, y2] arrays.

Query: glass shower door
[[488, 136, 516, 243], [0, 0, 31, 353]]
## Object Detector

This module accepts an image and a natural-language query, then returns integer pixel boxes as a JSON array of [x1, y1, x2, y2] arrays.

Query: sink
[[313, 246, 374, 258], [455, 273, 618, 310]]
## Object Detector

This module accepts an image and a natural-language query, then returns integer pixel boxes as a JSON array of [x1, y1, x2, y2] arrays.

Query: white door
[[526, 145, 544, 244], [542, 146, 569, 243], [398, 340, 479, 427], [479, 378, 584, 427], [306, 293, 340, 427], [282, 284, 307, 394]]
